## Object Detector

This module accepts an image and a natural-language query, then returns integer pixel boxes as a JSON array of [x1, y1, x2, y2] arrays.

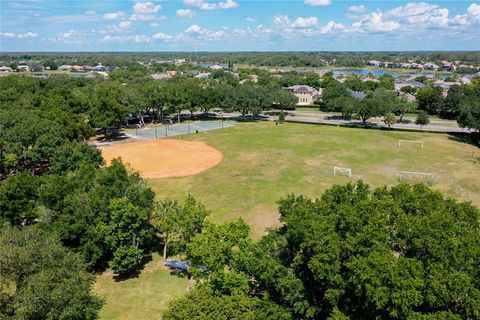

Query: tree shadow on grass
[[112, 253, 153, 282], [447, 132, 480, 149]]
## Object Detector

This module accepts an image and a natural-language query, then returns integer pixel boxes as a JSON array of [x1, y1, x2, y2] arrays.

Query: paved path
[[217, 111, 471, 134], [280, 115, 471, 133], [288, 110, 459, 125]]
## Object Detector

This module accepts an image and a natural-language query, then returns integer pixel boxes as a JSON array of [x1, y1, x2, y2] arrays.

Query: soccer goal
[[398, 140, 424, 149], [398, 171, 434, 184], [333, 166, 352, 177]]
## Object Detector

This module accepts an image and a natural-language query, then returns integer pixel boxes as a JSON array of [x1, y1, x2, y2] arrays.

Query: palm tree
[[150, 199, 180, 261]]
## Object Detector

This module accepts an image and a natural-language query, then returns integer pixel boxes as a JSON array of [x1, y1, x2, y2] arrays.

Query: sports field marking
[[398, 140, 424, 149]]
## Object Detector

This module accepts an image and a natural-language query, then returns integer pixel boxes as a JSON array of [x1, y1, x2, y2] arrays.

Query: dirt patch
[[101, 139, 223, 179], [246, 204, 282, 240]]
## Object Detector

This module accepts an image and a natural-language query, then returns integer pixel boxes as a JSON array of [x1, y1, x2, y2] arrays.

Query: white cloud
[[347, 5, 366, 13], [130, 14, 156, 21], [386, 2, 449, 27], [46, 30, 91, 44], [467, 3, 480, 22], [185, 24, 206, 34], [1, 32, 16, 38], [246, 16, 256, 23], [291, 17, 318, 28], [85, 10, 96, 15], [149, 22, 160, 27], [152, 32, 172, 41], [118, 21, 132, 30], [184, 0, 238, 11], [1, 31, 38, 39], [18, 32, 38, 39], [130, 35, 151, 43], [354, 12, 400, 32], [102, 34, 152, 43], [319, 21, 346, 34], [130, 2, 162, 21], [177, 9, 197, 18], [103, 11, 127, 20], [133, 2, 162, 14], [304, 0, 331, 6], [180, 24, 226, 40]]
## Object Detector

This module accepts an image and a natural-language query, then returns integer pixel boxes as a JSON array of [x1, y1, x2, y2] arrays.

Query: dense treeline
[[164, 182, 480, 319], [0, 74, 295, 177], [0, 74, 213, 317], [3, 51, 480, 68]]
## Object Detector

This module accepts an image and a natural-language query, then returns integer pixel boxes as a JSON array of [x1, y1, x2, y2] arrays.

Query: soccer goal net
[[333, 166, 352, 177], [398, 171, 434, 184], [398, 140, 424, 149]]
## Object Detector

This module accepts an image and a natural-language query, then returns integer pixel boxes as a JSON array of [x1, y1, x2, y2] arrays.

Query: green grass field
[[95, 121, 479, 319], [94, 254, 191, 320], [150, 121, 479, 238]]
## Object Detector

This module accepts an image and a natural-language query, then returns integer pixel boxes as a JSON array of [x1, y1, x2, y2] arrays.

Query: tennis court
[[126, 120, 236, 140]]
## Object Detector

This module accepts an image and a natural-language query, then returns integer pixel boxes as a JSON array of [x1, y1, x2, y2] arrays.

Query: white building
[[0, 66, 13, 73], [17, 65, 30, 72], [58, 65, 73, 71]]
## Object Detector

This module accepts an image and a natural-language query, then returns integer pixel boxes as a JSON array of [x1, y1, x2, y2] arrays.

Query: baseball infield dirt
[[101, 139, 223, 179]]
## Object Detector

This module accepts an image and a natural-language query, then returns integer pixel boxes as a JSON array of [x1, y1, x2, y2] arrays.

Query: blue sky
[[1, 0, 479, 51]]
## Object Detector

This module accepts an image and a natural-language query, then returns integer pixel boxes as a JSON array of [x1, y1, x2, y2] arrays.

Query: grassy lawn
[[149, 121, 479, 239], [96, 121, 479, 319], [94, 254, 191, 320]]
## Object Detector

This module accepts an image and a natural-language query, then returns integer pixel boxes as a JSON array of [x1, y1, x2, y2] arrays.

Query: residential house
[[367, 60, 381, 67], [410, 63, 423, 70], [0, 66, 13, 73], [347, 89, 366, 100], [72, 65, 84, 71], [209, 64, 224, 70], [58, 65, 73, 71], [381, 62, 395, 68], [194, 72, 212, 79], [284, 85, 320, 105], [17, 65, 30, 72], [424, 62, 439, 71], [433, 80, 461, 96], [151, 72, 172, 80], [184, 70, 199, 77], [394, 80, 425, 91], [92, 64, 107, 72], [441, 61, 456, 71], [460, 72, 480, 84]]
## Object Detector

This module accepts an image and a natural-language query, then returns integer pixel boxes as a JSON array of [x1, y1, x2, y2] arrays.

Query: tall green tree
[[150, 198, 181, 261], [90, 82, 128, 138], [150, 196, 209, 261], [415, 111, 430, 129], [416, 86, 444, 114], [100, 198, 154, 276], [0, 226, 102, 319]]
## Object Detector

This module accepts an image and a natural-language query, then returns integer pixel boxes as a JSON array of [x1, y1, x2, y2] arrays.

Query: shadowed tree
[[415, 110, 430, 129]]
